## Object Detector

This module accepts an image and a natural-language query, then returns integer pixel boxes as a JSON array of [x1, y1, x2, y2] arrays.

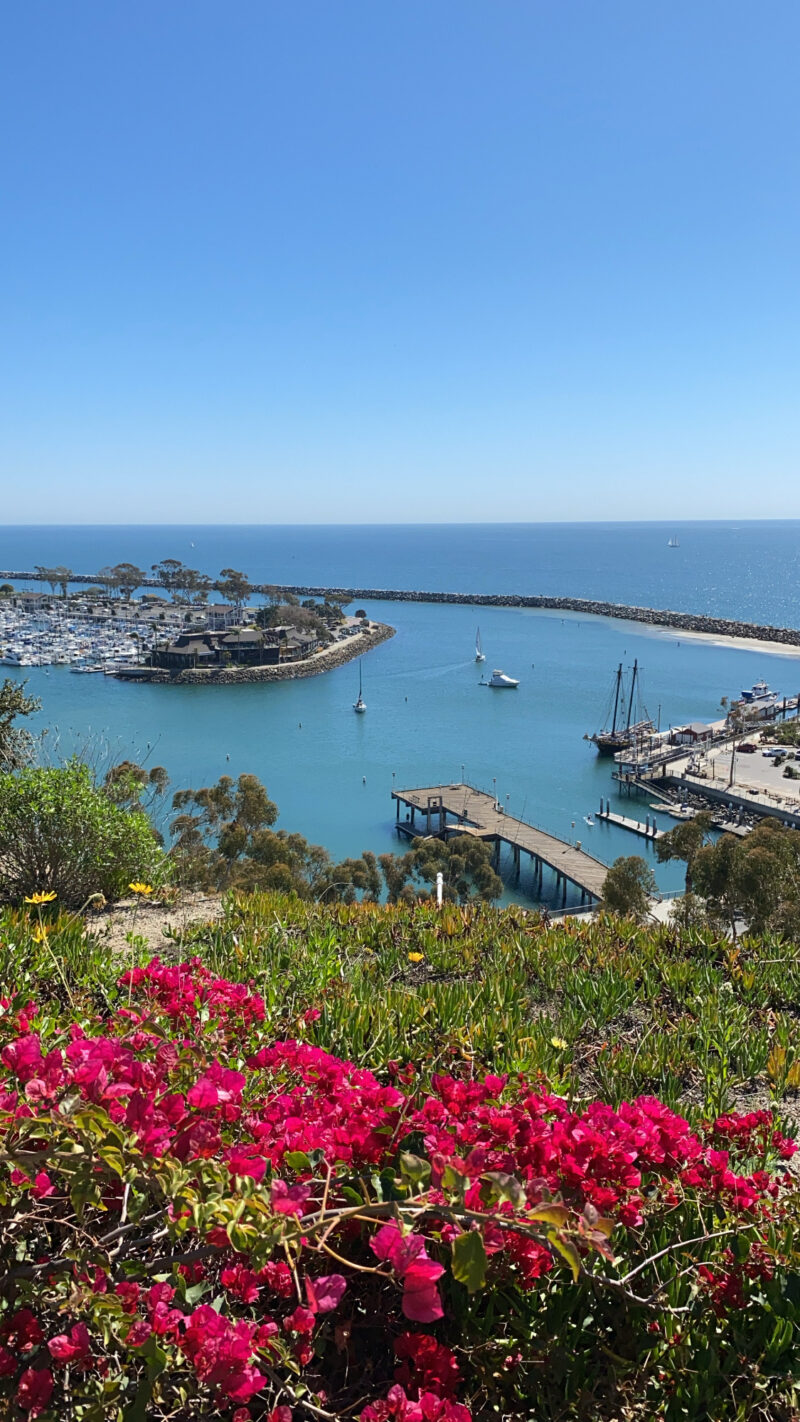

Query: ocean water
[[2, 523, 799, 907], [2, 521, 800, 624]]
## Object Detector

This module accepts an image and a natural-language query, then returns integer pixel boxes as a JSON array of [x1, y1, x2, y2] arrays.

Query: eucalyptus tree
[[110, 563, 146, 600], [215, 568, 253, 612]]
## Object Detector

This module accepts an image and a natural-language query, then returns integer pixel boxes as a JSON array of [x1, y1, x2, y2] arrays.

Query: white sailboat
[[667, 535, 679, 548], [475, 626, 485, 663], [353, 662, 366, 713]]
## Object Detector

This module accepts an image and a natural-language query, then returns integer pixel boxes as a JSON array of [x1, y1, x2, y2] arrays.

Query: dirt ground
[[86, 891, 225, 957]]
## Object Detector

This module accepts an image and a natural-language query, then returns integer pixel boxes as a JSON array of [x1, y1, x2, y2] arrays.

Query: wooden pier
[[392, 784, 609, 905]]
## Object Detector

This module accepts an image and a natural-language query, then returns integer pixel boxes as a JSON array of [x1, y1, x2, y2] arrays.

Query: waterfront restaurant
[[150, 625, 319, 670]]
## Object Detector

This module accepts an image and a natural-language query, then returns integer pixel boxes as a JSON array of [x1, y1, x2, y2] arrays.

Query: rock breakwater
[[269, 588, 800, 649], [5, 567, 800, 647]]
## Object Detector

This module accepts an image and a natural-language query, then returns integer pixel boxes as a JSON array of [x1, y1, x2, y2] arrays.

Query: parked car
[[738, 743, 757, 753]]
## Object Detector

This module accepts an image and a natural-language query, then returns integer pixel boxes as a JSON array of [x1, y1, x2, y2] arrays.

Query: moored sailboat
[[475, 627, 485, 663], [589, 660, 653, 754], [353, 662, 366, 713]]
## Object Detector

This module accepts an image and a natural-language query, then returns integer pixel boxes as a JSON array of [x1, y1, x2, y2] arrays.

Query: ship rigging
[[588, 660, 654, 755]]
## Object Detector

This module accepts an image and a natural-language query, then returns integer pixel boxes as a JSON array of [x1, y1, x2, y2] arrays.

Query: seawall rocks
[[4, 568, 800, 646], [268, 589, 800, 648]]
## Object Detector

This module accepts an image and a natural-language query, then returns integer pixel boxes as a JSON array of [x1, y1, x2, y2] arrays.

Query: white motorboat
[[664, 804, 695, 820], [475, 627, 485, 663], [740, 680, 780, 708], [484, 669, 519, 689]]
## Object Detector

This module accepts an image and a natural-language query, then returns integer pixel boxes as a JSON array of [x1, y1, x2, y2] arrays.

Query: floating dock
[[596, 807, 663, 840], [392, 783, 608, 905]]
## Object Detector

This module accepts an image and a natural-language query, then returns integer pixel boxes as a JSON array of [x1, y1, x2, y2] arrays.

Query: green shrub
[[0, 758, 165, 906]]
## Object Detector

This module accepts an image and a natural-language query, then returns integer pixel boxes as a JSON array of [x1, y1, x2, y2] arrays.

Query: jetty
[[5, 570, 800, 649], [392, 783, 609, 905]]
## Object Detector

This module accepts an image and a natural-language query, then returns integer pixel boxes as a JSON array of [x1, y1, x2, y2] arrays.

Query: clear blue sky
[[2, 2, 799, 523]]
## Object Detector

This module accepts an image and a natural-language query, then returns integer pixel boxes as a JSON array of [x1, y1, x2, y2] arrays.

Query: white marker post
[[436, 872, 444, 908]]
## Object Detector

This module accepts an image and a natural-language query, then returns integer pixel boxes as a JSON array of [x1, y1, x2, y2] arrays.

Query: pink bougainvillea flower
[[126, 1320, 153, 1348], [1, 1309, 44, 1353], [225, 1144, 267, 1182], [0, 1345, 18, 1378], [400, 1257, 445, 1322], [15, 1366, 54, 1416], [271, 1179, 312, 1216], [360, 1384, 472, 1421], [48, 1322, 92, 1367], [114, 1281, 140, 1315], [181, 1305, 266, 1404], [222, 1263, 263, 1305], [31, 1171, 55, 1199], [371, 1223, 425, 1274], [370, 1223, 444, 1321], [306, 1273, 347, 1314], [394, 1332, 461, 1398]]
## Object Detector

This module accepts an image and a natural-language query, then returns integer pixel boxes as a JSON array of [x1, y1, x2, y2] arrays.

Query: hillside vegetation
[[1, 895, 799, 1421]]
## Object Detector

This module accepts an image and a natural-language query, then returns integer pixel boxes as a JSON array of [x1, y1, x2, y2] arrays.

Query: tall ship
[[589, 660, 654, 755]]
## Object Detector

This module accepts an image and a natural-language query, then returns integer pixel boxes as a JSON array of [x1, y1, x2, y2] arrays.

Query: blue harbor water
[[2, 523, 799, 907]]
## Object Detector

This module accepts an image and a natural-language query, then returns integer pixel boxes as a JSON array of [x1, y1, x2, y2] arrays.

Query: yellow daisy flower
[[408, 952, 424, 963], [24, 890, 57, 905], [129, 882, 154, 896]]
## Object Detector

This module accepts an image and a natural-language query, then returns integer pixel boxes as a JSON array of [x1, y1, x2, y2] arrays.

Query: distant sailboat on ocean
[[667, 535, 679, 547], [353, 662, 366, 713], [475, 627, 485, 662]]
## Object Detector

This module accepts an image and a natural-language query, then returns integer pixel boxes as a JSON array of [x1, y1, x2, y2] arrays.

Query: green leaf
[[123, 1382, 153, 1422], [399, 1152, 431, 1188], [529, 1204, 570, 1228], [548, 1229, 581, 1282], [146, 1341, 168, 1380], [451, 1229, 487, 1293], [283, 1150, 312, 1173], [441, 1164, 467, 1203], [481, 1170, 524, 1207], [98, 1145, 126, 1178]]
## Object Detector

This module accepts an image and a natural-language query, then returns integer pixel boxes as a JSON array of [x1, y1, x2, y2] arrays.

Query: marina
[[609, 679, 800, 833], [0, 597, 156, 673]]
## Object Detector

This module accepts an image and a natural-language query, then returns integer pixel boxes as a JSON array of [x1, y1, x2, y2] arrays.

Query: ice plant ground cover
[[0, 898, 800, 1419]]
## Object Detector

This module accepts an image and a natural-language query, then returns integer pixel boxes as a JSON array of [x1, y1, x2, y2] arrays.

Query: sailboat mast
[[625, 660, 638, 731], [610, 663, 623, 735]]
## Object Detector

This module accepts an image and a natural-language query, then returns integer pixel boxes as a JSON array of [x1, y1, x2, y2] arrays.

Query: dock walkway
[[596, 808, 663, 840], [392, 784, 609, 904]]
